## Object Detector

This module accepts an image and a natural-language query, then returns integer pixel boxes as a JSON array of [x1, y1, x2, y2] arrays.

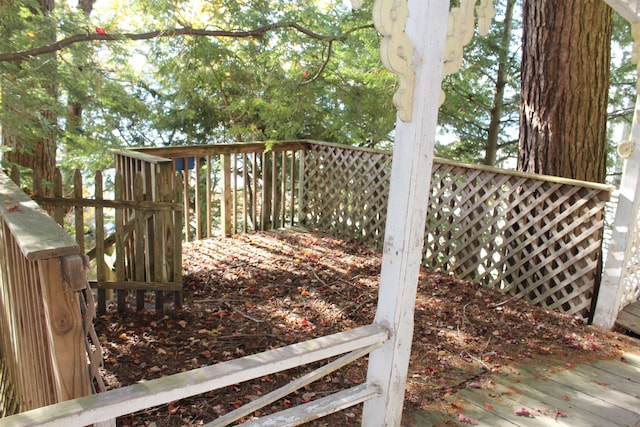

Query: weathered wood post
[[593, 21, 640, 329], [359, 0, 496, 424], [360, 1, 450, 425], [220, 153, 233, 237]]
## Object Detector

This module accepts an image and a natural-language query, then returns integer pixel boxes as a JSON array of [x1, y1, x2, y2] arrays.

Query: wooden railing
[[0, 172, 97, 417], [0, 324, 387, 426], [118, 141, 307, 240], [116, 140, 613, 321]]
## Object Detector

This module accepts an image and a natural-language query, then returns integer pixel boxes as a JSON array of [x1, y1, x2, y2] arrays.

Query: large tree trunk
[[2, 0, 57, 191], [518, 0, 612, 183]]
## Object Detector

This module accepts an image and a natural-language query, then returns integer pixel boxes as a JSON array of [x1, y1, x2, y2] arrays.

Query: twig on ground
[[488, 296, 516, 308], [231, 306, 265, 323]]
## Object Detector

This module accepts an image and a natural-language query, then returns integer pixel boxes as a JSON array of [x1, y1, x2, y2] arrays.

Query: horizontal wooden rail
[[0, 173, 79, 261], [0, 324, 388, 427], [235, 383, 381, 427], [129, 140, 310, 157]]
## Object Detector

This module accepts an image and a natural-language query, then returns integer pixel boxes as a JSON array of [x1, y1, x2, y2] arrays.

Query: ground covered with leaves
[[95, 230, 637, 426]]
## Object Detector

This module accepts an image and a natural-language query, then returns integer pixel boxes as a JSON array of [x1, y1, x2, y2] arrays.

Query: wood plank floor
[[617, 301, 640, 336], [407, 350, 640, 427]]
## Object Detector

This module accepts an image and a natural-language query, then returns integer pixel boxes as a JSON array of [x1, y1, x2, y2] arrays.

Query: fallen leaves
[[458, 413, 479, 424], [514, 407, 533, 417], [94, 230, 631, 427]]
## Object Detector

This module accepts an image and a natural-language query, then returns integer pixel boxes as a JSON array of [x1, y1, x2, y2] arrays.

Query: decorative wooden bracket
[[351, 0, 415, 122], [442, 0, 496, 103], [350, 0, 497, 120]]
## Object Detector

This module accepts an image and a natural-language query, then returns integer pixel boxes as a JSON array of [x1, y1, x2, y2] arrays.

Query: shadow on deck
[[407, 346, 640, 427]]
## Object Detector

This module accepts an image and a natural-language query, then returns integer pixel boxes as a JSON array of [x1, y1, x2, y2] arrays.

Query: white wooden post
[[361, 1, 450, 425], [593, 23, 640, 329]]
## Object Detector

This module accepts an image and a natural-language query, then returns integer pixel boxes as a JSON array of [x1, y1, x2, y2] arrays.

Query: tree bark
[[2, 0, 57, 190], [518, 0, 612, 183]]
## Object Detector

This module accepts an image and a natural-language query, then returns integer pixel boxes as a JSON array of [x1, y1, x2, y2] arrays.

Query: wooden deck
[[617, 301, 640, 336], [407, 348, 640, 427]]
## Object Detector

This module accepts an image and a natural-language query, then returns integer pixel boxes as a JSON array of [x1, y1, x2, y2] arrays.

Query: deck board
[[407, 351, 640, 427], [616, 301, 640, 335]]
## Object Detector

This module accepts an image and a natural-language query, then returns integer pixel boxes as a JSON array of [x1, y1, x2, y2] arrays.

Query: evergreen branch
[[0, 22, 375, 62], [299, 39, 334, 85]]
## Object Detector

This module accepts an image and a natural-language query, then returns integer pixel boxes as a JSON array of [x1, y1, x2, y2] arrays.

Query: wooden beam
[[362, 1, 450, 425], [0, 173, 79, 261], [603, 0, 640, 23], [39, 258, 91, 402], [0, 325, 387, 427]]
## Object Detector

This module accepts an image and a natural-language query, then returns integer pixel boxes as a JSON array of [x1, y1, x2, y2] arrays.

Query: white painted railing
[[0, 325, 387, 426]]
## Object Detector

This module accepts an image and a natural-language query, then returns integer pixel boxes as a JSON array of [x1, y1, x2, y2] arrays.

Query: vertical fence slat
[[53, 169, 64, 226], [221, 154, 232, 237], [195, 156, 202, 240], [174, 172, 184, 307], [243, 153, 249, 233], [134, 174, 146, 311], [95, 171, 107, 314], [182, 159, 191, 242], [252, 153, 258, 231], [73, 170, 84, 252], [232, 154, 238, 234], [115, 171, 126, 313], [206, 156, 213, 238], [271, 152, 277, 228]]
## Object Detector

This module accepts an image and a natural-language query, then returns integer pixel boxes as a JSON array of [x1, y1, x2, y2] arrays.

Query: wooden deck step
[[406, 352, 640, 427], [616, 301, 640, 335]]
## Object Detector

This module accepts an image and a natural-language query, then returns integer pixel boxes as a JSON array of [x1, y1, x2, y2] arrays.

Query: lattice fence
[[300, 142, 392, 248], [620, 203, 640, 308], [427, 160, 610, 318], [301, 143, 611, 320]]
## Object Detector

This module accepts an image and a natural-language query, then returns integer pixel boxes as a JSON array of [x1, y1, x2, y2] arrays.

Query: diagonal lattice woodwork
[[301, 143, 392, 248], [621, 202, 640, 308], [301, 143, 611, 320]]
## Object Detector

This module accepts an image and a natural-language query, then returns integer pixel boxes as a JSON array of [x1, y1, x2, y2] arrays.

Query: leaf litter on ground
[[95, 230, 637, 426]]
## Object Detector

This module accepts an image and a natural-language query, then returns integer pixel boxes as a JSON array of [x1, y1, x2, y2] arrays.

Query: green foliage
[[1, 0, 638, 176], [0, 0, 400, 174], [437, 0, 521, 166]]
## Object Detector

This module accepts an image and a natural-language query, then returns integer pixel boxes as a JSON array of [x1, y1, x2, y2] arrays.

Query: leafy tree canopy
[[1, 0, 397, 172]]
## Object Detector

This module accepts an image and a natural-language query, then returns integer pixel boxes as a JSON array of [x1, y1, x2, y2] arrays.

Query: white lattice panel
[[621, 206, 640, 307]]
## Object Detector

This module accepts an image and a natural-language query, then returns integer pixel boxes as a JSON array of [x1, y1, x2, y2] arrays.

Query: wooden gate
[[31, 166, 184, 313]]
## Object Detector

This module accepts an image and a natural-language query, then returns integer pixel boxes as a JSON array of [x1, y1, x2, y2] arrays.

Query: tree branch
[[0, 22, 375, 62]]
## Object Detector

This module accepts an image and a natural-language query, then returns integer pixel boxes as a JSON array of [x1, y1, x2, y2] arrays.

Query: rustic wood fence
[[121, 140, 613, 321], [117, 141, 307, 240], [0, 171, 100, 417], [30, 163, 184, 314]]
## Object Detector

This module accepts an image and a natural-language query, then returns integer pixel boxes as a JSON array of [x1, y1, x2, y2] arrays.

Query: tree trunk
[[2, 0, 57, 191], [518, 0, 612, 183], [485, 0, 516, 166]]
